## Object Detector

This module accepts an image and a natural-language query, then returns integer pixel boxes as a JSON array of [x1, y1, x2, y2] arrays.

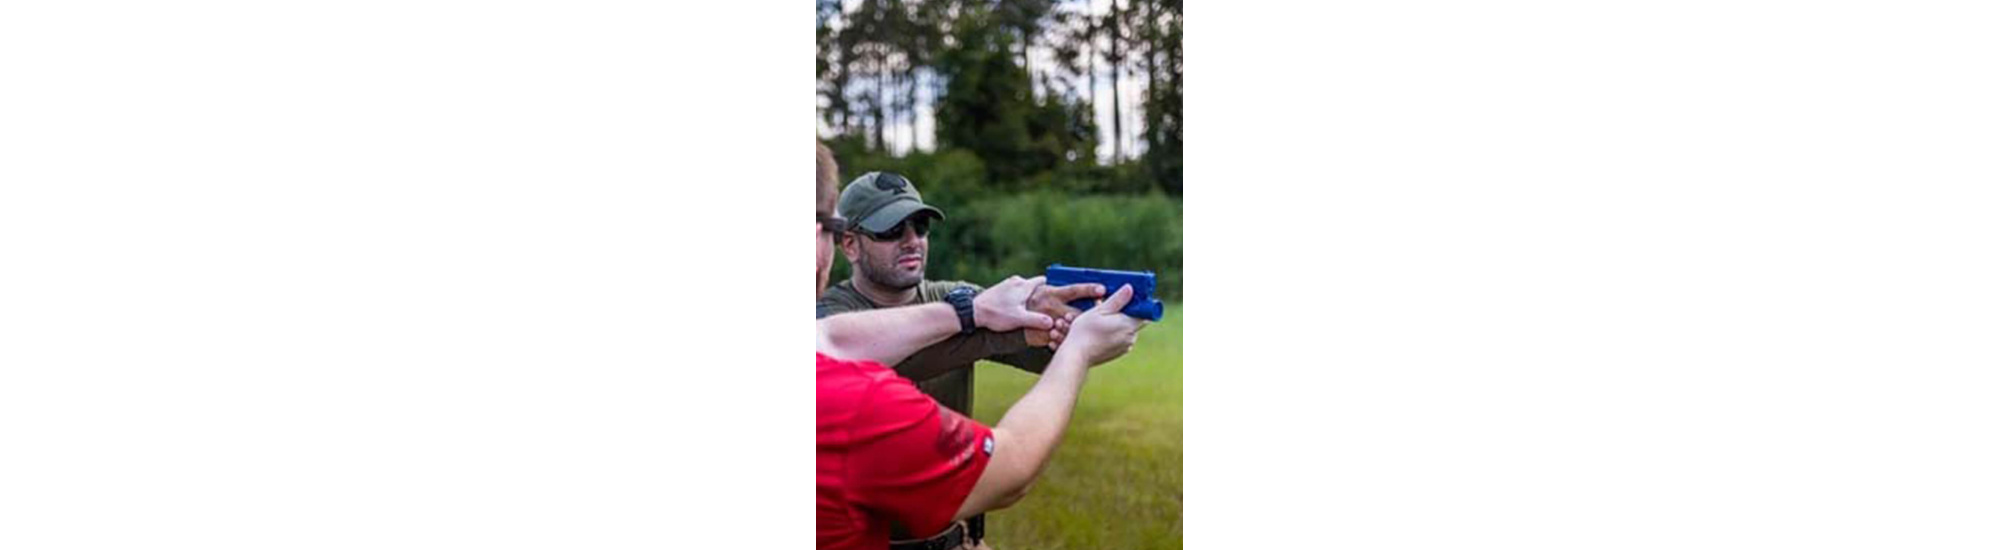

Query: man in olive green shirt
[[817, 171, 1102, 549]]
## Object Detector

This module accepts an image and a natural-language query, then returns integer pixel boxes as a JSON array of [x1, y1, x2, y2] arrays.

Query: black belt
[[889, 515, 984, 550]]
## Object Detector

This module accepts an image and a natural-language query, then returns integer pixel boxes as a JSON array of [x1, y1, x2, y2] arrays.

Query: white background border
[[1192, 1, 1999, 547]]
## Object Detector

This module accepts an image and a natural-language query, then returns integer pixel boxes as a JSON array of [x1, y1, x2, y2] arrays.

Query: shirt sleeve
[[817, 284, 868, 316], [888, 280, 1032, 381], [845, 373, 995, 536], [990, 344, 1055, 374], [892, 329, 1029, 382]]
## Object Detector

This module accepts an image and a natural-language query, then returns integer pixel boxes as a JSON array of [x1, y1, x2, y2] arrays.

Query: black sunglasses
[[817, 214, 847, 235], [856, 216, 932, 242]]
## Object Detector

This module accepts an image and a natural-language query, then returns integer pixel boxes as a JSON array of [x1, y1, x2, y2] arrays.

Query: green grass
[[970, 303, 1182, 550]]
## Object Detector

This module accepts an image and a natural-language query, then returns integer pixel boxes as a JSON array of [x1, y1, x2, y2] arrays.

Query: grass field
[[970, 303, 1182, 550]]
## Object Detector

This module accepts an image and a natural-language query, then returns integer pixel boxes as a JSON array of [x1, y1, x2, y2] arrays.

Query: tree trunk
[[1086, 14, 1097, 161], [1086, 17, 1097, 105], [1021, 28, 1034, 99], [1109, 1, 1123, 162], [1143, 0, 1158, 151], [873, 62, 887, 151], [912, 68, 924, 153]]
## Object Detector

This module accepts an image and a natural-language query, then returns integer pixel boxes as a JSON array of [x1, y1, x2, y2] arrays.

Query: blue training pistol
[[1045, 264, 1165, 321]]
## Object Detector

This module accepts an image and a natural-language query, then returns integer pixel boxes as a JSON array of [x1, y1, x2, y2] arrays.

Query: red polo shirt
[[817, 353, 994, 550]]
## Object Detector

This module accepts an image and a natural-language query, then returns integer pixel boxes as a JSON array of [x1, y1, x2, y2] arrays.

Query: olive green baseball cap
[[836, 172, 945, 233]]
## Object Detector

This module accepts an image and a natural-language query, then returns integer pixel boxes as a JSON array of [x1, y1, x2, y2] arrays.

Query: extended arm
[[950, 346, 1089, 518], [816, 276, 1055, 367], [893, 329, 1031, 382], [892, 281, 1104, 380], [814, 302, 959, 367], [951, 285, 1147, 520], [863, 282, 1034, 382]]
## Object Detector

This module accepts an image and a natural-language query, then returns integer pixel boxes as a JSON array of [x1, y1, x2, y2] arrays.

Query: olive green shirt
[[816, 279, 1053, 415]]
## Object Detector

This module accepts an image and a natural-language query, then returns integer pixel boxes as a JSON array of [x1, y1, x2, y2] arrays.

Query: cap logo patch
[[874, 173, 910, 194]]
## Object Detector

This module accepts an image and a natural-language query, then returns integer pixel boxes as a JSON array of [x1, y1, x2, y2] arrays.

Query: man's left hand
[[1023, 282, 1103, 349], [972, 276, 1055, 333]]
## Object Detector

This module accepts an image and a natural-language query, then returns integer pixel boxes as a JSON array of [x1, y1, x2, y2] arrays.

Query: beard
[[858, 247, 924, 291]]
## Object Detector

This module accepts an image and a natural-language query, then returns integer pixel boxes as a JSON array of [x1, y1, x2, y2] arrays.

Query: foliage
[[973, 191, 1180, 298], [1138, 0, 1182, 195], [818, 0, 1179, 192]]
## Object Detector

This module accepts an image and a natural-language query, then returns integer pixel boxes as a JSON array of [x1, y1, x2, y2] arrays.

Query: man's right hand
[[1056, 285, 1150, 367]]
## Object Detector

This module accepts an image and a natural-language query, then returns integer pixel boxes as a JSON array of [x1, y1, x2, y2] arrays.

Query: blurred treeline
[[817, 0, 1182, 298]]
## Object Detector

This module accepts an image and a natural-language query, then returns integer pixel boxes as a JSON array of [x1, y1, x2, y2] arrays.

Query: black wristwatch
[[944, 286, 978, 334]]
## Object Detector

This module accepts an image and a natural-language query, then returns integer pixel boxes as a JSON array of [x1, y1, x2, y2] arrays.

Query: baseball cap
[[836, 172, 946, 233]]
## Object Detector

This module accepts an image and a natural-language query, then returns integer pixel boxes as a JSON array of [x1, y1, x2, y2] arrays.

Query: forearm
[[897, 329, 1034, 381], [992, 340, 1054, 374], [815, 302, 959, 366], [954, 348, 1091, 519], [993, 350, 1089, 472], [894, 333, 1001, 382]]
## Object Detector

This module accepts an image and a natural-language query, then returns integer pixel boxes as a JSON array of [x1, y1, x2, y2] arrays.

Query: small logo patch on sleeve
[[982, 435, 995, 456]]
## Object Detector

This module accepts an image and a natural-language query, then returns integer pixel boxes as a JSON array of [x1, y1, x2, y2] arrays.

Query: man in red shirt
[[815, 142, 1149, 549]]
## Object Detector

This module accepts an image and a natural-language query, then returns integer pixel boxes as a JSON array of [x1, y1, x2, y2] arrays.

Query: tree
[[819, 0, 1169, 185], [991, 0, 1055, 94], [836, 0, 909, 151], [1138, 0, 1180, 194], [817, 0, 851, 135], [1102, 0, 1127, 161], [934, 9, 1037, 183], [1043, 1, 1092, 104], [933, 7, 1091, 186], [893, 0, 948, 153]]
